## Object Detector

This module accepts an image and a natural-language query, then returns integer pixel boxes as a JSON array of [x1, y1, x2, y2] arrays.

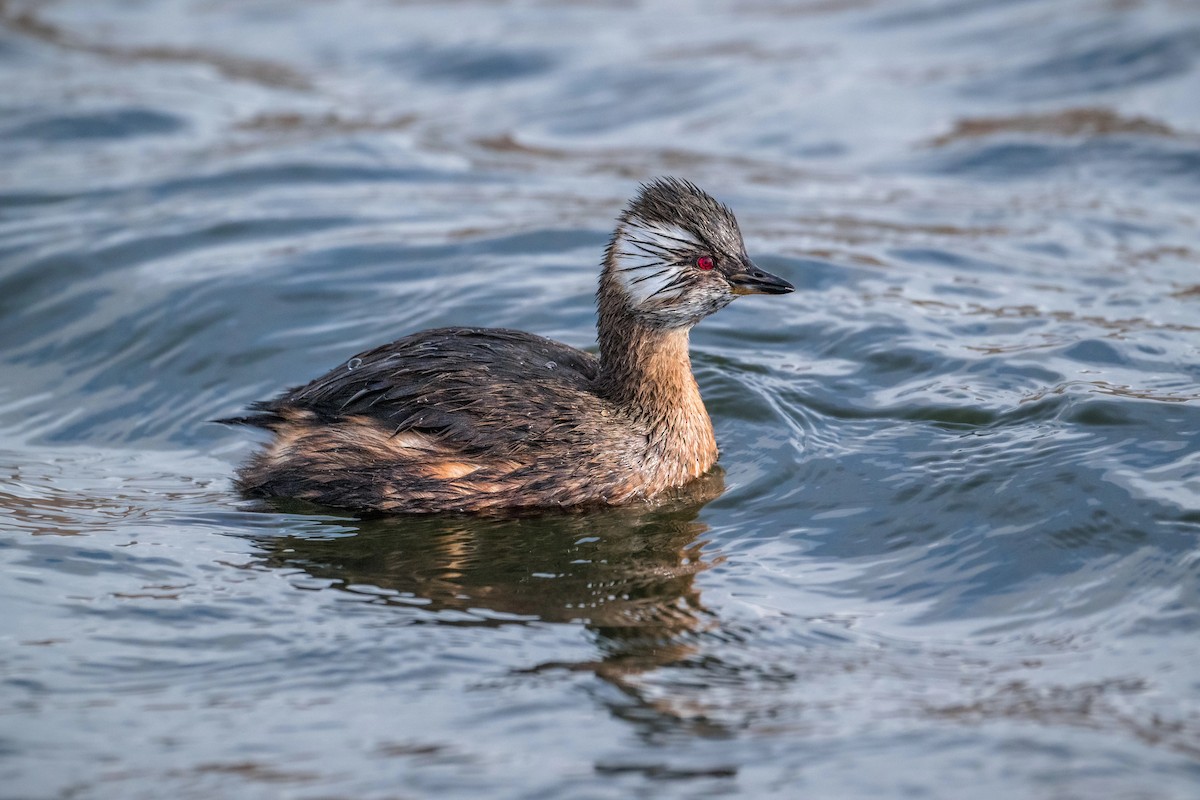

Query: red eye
[[696, 256, 715, 271]]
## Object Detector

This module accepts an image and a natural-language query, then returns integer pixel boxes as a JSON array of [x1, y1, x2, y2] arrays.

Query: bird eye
[[696, 256, 715, 271]]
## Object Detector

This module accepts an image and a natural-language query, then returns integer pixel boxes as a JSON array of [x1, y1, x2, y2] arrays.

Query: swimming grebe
[[222, 178, 792, 514]]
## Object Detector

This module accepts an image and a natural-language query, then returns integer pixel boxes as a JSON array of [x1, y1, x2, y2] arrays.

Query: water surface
[[2, 0, 1199, 797]]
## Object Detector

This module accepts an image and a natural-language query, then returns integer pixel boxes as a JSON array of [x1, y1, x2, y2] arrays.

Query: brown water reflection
[[258, 471, 725, 674], [0, 0, 312, 90]]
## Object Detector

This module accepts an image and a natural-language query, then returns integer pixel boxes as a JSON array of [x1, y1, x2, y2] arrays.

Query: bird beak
[[728, 262, 794, 295]]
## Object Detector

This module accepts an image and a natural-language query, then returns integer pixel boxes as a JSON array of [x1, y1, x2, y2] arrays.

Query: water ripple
[[3, 0, 1200, 797]]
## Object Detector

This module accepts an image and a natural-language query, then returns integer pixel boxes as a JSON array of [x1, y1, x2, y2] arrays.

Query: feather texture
[[221, 178, 789, 514]]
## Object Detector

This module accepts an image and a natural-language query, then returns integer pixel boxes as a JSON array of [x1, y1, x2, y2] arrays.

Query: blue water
[[1, 0, 1199, 797]]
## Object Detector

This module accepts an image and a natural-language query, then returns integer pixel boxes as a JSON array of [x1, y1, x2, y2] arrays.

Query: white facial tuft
[[611, 218, 699, 308]]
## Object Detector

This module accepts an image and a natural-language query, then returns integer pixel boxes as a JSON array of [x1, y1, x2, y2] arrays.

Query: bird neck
[[595, 273, 717, 478]]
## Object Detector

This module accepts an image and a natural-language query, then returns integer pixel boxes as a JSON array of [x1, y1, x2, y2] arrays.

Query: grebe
[[222, 178, 793, 514]]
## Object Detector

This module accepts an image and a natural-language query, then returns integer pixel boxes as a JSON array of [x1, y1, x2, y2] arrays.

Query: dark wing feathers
[[226, 327, 603, 452]]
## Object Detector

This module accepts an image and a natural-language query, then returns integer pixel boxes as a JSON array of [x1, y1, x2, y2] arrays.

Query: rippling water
[[2, 0, 1199, 797]]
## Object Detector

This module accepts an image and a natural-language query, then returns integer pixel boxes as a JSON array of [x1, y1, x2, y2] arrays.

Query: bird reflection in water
[[255, 470, 726, 725]]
